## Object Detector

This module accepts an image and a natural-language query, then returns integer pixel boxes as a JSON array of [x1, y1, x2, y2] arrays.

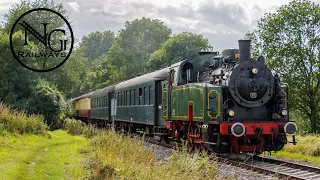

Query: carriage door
[[161, 81, 169, 122]]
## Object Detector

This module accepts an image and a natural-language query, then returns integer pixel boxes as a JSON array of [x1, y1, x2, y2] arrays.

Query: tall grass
[[282, 135, 320, 156], [0, 103, 47, 135], [271, 135, 320, 165], [63, 118, 95, 138], [82, 130, 234, 180]]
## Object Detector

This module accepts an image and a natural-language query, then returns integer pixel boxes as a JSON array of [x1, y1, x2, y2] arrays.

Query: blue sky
[[1, 0, 318, 50]]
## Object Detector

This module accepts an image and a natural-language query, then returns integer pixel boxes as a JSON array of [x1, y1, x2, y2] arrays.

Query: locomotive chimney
[[238, 40, 251, 63]]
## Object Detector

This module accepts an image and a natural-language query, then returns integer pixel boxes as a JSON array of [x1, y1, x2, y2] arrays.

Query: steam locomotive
[[71, 40, 297, 155]]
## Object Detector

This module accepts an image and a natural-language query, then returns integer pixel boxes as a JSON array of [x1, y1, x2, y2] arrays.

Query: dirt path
[[0, 130, 88, 180]]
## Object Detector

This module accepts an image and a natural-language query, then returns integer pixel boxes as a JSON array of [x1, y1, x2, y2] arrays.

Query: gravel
[[144, 141, 174, 160]]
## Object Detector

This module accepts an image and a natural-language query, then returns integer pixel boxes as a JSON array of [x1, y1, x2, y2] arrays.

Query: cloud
[[1, 0, 274, 50], [67, 2, 80, 13]]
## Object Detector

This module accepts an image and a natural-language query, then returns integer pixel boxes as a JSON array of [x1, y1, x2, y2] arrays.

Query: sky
[[0, 0, 319, 51]]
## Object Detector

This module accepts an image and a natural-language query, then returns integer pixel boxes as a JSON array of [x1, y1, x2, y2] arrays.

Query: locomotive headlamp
[[284, 122, 297, 135], [227, 109, 235, 117], [281, 109, 288, 116], [252, 67, 258, 74], [235, 53, 240, 60]]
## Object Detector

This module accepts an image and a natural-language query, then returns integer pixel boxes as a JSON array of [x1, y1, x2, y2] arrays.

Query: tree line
[[0, 0, 211, 128], [0, 0, 319, 133]]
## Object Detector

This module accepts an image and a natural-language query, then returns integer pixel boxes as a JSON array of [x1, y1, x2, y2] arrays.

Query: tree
[[80, 31, 115, 60], [0, 0, 74, 123], [44, 47, 91, 99], [3, 0, 66, 33], [246, 0, 320, 132], [147, 32, 212, 71], [0, 31, 39, 109], [4, 0, 71, 72], [104, 18, 171, 83]]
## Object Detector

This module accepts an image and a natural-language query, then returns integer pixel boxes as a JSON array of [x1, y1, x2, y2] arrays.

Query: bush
[[82, 130, 233, 180], [0, 103, 47, 135], [63, 118, 95, 138], [27, 80, 66, 129]]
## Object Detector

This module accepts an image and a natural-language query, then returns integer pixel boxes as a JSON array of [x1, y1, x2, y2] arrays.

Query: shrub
[[27, 80, 66, 129], [0, 103, 47, 135]]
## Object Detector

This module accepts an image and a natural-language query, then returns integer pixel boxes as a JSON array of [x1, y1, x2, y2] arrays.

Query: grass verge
[[0, 103, 47, 135], [0, 130, 88, 180], [82, 130, 235, 180], [270, 135, 320, 166]]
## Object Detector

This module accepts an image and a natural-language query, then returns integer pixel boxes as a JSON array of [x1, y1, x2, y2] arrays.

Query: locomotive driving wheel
[[186, 122, 207, 154]]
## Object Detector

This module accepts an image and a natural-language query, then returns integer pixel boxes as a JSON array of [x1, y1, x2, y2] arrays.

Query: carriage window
[[149, 86, 153, 105], [121, 92, 123, 106], [139, 88, 142, 105], [144, 87, 147, 105], [169, 69, 176, 87], [122, 92, 124, 106], [186, 69, 191, 82], [101, 97, 103, 107], [134, 89, 137, 105], [117, 93, 119, 106], [126, 91, 129, 106], [92, 99, 94, 108], [118, 93, 120, 106], [129, 90, 132, 105], [102, 97, 104, 107], [97, 98, 99, 108]]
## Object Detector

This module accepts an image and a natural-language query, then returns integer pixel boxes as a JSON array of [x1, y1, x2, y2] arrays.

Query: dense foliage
[[246, 0, 320, 133]]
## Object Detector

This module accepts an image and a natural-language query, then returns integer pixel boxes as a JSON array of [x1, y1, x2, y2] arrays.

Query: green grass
[[270, 135, 320, 166], [0, 130, 88, 180]]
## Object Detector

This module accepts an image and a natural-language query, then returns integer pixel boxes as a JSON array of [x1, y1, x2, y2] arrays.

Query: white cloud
[[67, 2, 80, 13]]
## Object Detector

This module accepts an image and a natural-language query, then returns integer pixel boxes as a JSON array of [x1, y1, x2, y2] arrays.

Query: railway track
[[215, 155, 320, 180], [142, 135, 320, 180]]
